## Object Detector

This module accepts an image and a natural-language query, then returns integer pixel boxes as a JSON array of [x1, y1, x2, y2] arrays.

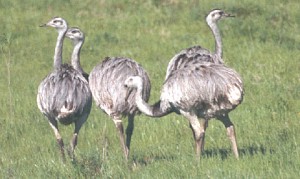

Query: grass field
[[0, 0, 299, 178]]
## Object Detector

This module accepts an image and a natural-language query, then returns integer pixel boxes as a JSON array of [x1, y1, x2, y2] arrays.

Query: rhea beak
[[39, 23, 47, 27], [224, 13, 235, 18], [39, 20, 52, 27]]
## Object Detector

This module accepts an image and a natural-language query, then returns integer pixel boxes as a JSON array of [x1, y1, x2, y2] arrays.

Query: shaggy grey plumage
[[89, 57, 151, 159], [37, 17, 92, 160], [166, 9, 234, 79], [124, 60, 243, 158]]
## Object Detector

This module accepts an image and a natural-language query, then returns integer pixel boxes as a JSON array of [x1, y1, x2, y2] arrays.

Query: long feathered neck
[[71, 40, 84, 74], [134, 84, 171, 117], [207, 20, 224, 64], [54, 30, 67, 69]]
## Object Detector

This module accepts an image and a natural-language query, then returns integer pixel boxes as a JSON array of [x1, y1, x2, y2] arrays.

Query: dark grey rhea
[[89, 57, 151, 160], [124, 60, 244, 159], [37, 17, 92, 160], [166, 9, 234, 80]]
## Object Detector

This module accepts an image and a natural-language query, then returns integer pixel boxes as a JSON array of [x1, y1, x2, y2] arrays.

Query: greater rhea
[[37, 17, 92, 160], [166, 9, 234, 79], [89, 57, 151, 159], [124, 61, 243, 158]]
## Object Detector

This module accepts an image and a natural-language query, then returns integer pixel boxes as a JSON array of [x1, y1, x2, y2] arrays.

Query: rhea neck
[[71, 39, 85, 74], [133, 80, 172, 118], [54, 28, 67, 69], [207, 19, 223, 64]]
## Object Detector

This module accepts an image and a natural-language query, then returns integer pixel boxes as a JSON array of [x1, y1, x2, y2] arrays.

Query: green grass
[[1, 0, 299, 178]]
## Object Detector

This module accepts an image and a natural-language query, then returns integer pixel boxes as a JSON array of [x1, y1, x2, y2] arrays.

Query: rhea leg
[[217, 114, 239, 158], [125, 114, 135, 158], [201, 119, 208, 152], [49, 119, 65, 160], [182, 111, 205, 158], [69, 114, 88, 160], [113, 116, 129, 160]]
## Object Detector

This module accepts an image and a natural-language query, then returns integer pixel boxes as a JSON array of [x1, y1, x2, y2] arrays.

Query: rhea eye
[[54, 20, 62, 25]]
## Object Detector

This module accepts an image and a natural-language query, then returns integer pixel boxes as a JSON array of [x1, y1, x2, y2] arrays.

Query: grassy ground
[[0, 0, 299, 178]]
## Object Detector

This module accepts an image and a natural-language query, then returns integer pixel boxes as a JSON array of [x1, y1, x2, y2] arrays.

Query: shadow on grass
[[71, 154, 103, 177], [132, 153, 177, 167], [130, 144, 275, 167], [67, 144, 275, 175], [69, 153, 178, 174], [203, 144, 275, 160]]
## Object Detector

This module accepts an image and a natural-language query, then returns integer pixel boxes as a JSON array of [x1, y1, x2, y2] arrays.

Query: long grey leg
[[49, 119, 65, 160], [201, 119, 208, 152], [125, 114, 135, 158], [113, 116, 129, 160], [182, 111, 205, 158], [217, 114, 239, 159], [69, 114, 88, 160]]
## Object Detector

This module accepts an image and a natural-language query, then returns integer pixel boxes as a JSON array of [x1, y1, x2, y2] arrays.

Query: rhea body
[[166, 9, 234, 79], [89, 57, 151, 159], [37, 17, 92, 160], [125, 61, 243, 158]]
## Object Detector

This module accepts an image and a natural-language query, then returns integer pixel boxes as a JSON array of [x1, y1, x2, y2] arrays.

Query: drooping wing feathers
[[165, 46, 215, 80], [161, 61, 243, 119], [89, 57, 151, 117], [37, 64, 92, 125]]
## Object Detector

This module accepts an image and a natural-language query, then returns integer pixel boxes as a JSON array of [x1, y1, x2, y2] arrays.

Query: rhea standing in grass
[[89, 57, 151, 160], [144, 9, 241, 157], [37, 17, 92, 160], [124, 61, 243, 158]]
